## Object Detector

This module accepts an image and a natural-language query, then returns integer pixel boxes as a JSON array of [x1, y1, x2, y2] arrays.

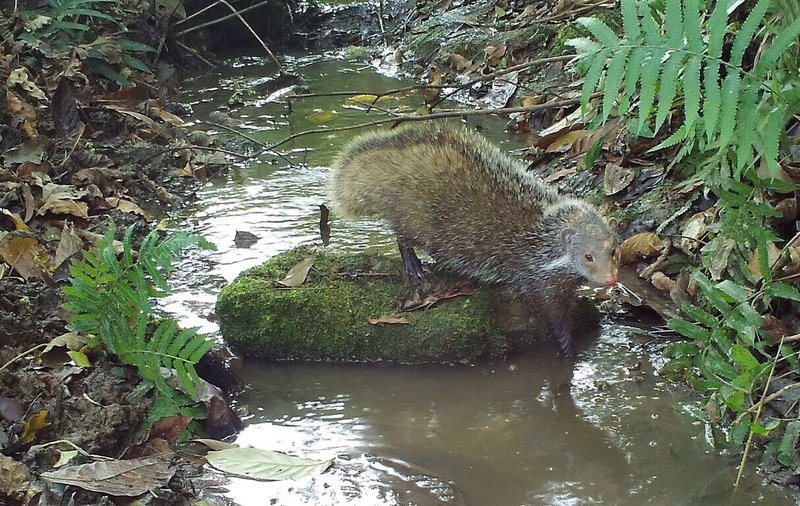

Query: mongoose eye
[[585, 254, 594, 262]]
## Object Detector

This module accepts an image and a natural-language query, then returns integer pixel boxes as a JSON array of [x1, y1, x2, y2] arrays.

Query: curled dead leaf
[[277, 255, 315, 287], [0, 232, 50, 279], [603, 163, 636, 196], [618, 232, 664, 265]]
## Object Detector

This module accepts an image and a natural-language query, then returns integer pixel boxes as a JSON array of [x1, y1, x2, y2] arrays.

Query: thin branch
[[174, 0, 273, 33], [205, 121, 296, 166], [0, 343, 47, 375], [175, 0, 282, 72], [139, 144, 249, 165], [262, 94, 595, 153]]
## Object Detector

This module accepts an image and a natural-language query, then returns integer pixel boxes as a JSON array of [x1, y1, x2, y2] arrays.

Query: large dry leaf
[[205, 447, 332, 481], [0, 454, 30, 494], [618, 232, 664, 265], [277, 255, 315, 287], [6, 91, 37, 138], [7, 68, 46, 100], [51, 78, 82, 137], [2, 138, 46, 165], [545, 129, 589, 153], [106, 197, 152, 220], [37, 183, 89, 218], [0, 232, 49, 279], [54, 222, 84, 269], [41, 458, 175, 496], [748, 243, 781, 282], [677, 209, 715, 254], [603, 163, 636, 196]]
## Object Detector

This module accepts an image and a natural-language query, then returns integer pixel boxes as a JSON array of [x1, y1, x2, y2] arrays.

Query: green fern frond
[[683, 0, 703, 53], [717, 72, 742, 148], [637, 48, 666, 134], [603, 47, 631, 121], [683, 55, 702, 132], [620, 0, 641, 42], [638, 0, 661, 45], [707, 0, 730, 60], [730, 0, 770, 67], [654, 51, 684, 133], [576, 17, 620, 47], [753, 16, 800, 78], [703, 61, 722, 142], [665, 0, 683, 47]]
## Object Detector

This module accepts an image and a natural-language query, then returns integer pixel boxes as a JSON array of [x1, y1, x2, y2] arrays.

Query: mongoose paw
[[399, 244, 429, 283]]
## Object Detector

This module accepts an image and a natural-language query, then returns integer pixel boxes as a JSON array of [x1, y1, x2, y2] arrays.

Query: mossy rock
[[216, 246, 600, 363]]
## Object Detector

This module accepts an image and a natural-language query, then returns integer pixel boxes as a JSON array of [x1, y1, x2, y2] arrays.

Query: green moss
[[217, 246, 599, 363]]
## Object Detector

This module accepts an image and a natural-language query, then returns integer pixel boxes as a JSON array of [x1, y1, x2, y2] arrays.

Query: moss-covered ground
[[217, 246, 600, 363]]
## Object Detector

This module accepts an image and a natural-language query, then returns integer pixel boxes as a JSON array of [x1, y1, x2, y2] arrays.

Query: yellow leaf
[[307, 110, 337, 123], [20, 410, 49, 443], [618, 232, 664, 265]]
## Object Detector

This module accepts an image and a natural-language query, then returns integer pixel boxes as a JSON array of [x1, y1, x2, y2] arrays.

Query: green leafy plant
[[64, 226, 215, 412], [567, 0, 800, 179]]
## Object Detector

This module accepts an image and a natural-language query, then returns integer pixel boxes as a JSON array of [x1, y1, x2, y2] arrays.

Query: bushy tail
[[326, 131, 391, 219]]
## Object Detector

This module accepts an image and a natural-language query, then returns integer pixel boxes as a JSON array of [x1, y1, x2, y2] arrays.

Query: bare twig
[[264, 94, 595, 153], [175, 40, 215, 67], [176, 0, 282, 72], [0, 343, 47, 375], [205, 121, 297, 166], [735, 335, 784, 489], [174, 0, 272, 29], [139, 144, 249, 165]]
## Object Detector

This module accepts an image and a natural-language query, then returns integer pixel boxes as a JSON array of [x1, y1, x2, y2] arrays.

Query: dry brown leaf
[[37, 183, 89, 218], [0, 454, 30, 495], [6, 90, 37, 138], [677, 209, 715, 254], [748, 242, 781, 281], [276, 255, 315, 287], [545, 129, 588, 153], [192, 439, 239, 451], [20, 410, 49, 443], [650, 272, 675, 292], [603, 163, 636, 196], [150, 106, 185, 127], [0, 232, 49, 279], [368, 316, 411, 325], [567, 117, 622, 158], [543, 167, 577, 183], [54, 222, 84, 269], [106, 197, 152, 220], [618, 232, 664, 265], [0, 208, 29, 231], [41, 458, 175, 497], [520, 95, 545, 107]]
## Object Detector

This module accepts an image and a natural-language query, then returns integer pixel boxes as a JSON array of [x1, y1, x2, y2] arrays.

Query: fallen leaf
[[367, 316, 411, 325], [0, 208, 28, 230], [545, 129, 589, 153], [67, 351, 91, 367], [7, 68, 47, 100], [149, 415, 192, 444], [51, 78, 82, 137], [54, 222, 84, 269], [678, 209, 715, 254], [0, 454, 30, 494], [6, 91, 37, 138], [277, 255, 315, 288], [205, 447, 332, 481], [37, 183, 89, 218], [193, 439, 239, 451], [54, 450, 80, 468], [0, 398, 25, 423], [748, 242, 781, 281], [41, 458, 175, 496], [543, 167, 577, 183], [1, 138, 46, 165], [603, 163, 636, 196], [106, 197, 152, 220], [618, 232, 663, 265], [319, 204, 330, 246], [150, 106, 185, 127], [307, 110, 336, 123], [20, 410, 49, 443], [0, 232, 49, 279], [402, 282, 477, 311]]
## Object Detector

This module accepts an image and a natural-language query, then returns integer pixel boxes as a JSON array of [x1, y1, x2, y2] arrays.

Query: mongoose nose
[[604, 275, 617, 287]]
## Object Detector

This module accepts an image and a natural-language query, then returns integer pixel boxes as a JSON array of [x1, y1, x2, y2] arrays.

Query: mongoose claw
[[399, 244, 428, 283]]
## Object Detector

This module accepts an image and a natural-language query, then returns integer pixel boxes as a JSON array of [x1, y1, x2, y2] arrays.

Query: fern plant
[[63, 225, 215, 403], [567, 0, 800, 179]]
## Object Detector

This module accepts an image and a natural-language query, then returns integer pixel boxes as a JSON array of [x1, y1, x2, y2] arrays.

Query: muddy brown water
[[168, 54, 796, 504]]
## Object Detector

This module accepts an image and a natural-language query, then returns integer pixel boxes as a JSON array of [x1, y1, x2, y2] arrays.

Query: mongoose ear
[[560, 228, 578, 248]]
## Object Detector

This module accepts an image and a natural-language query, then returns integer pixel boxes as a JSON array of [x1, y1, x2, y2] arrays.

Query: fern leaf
[[683, 0, 703, 53], [581, 48, 612, 114], [734, 85, 760, 177], [707, 0, 730, 60], [175, 362, 196, 398], [166, 327, 198, 359], [683, 54, 701, 133], [762, 104, 788, 178], [717, 71, 742, 148], [620, 0, 641, 42], [654, 51, 683, 133], [565, 37, 603, 54], [664, 0, 683, 47], [123, 225, 135, 267], [730, 0, 770, 67], [619, 46, 647, 115], [637, 48, 667, 134], [754, 16, 800, 78], [638, 0, 661, 45], [602, 47, 631, 122], [650, 124, 688, 152], [576, 17, 620, 47], [703, 61, 722, 141]]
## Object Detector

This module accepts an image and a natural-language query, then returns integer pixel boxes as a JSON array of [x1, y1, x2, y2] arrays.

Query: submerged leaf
[[205, 447, 332, 481]]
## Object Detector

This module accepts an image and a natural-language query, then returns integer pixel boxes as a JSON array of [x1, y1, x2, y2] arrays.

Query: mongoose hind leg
[[533, 296, 577, 358], [398, 239, 429, 283]]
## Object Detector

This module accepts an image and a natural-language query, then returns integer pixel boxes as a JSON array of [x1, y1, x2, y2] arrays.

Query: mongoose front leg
[[535, 295, 577, 357], [398, 239, 428, 282]]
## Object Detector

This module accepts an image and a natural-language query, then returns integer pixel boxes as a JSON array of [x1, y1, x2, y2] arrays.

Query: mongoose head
[[560, 222, 619, 288]]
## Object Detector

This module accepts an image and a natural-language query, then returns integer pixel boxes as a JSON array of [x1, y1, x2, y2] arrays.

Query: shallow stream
[[166, 54, 795, 505]]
